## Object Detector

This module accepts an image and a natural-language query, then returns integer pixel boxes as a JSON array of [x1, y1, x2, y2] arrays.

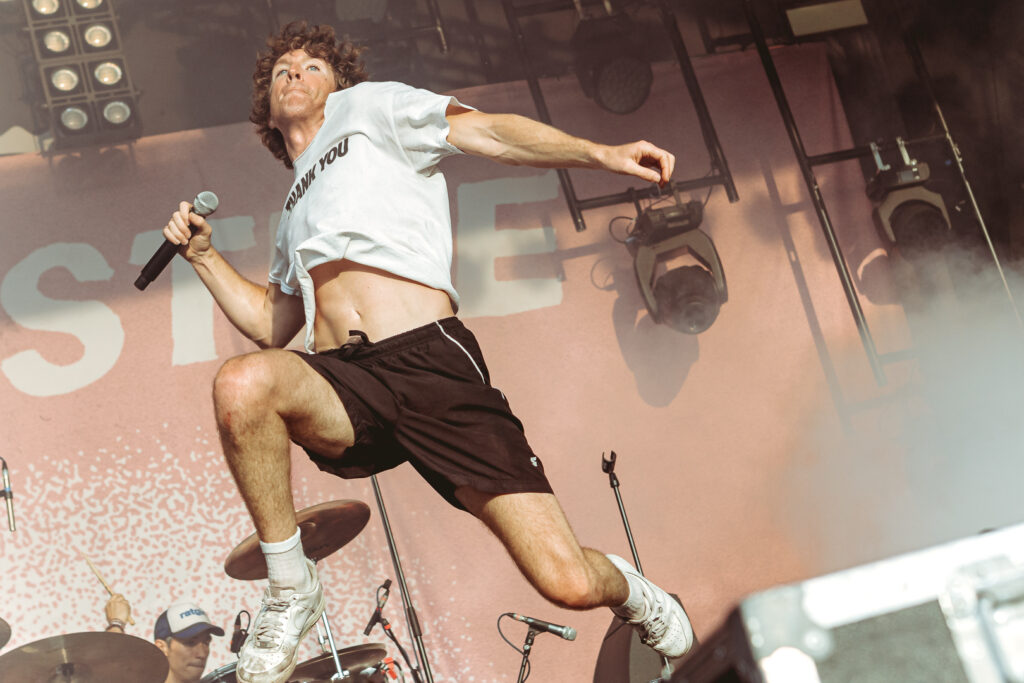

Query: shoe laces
[[252, 594, 292, 648], [636, 581, 669, 643]]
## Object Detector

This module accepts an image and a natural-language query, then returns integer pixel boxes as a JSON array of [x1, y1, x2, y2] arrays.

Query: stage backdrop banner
[[3, 43, 1022, 681]]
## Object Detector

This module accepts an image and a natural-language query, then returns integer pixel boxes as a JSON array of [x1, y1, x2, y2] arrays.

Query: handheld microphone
[[230, 610, 249, 654], [1, 458, 14, 532], [363, 578, 392, 636], [134, 191, 219, 291], [511, 614, 576, 641]]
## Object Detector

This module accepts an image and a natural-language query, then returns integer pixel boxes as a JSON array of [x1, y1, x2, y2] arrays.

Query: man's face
[[156, 632, 212, 683], [268, 48, 336, 130]]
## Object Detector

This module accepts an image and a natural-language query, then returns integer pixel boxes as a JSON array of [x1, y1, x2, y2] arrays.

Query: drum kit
[[201, 644, 389, 683], [0, 499, 404, 683]]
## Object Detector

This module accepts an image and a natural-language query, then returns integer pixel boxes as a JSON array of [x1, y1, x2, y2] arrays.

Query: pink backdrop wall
[[2, 43, 1022, 680]]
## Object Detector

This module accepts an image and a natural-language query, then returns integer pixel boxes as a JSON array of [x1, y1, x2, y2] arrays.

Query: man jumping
[[162, 21, 693, 683]]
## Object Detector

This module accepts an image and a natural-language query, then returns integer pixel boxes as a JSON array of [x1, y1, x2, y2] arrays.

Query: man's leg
[[212, 348, 355, 683], [455, 489, 628, 608], [212, 348, 356, 542], [456, 488, 694, 658]]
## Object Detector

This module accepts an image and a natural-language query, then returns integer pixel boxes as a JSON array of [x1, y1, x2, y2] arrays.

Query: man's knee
[[532, 560, 601, 610], [212, 351, 283, 419]]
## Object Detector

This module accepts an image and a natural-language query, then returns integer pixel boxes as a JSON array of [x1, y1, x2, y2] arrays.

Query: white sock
[[614, 577, 649, 620], [607, 555, 649, 621], [260, 529, 310, 590]]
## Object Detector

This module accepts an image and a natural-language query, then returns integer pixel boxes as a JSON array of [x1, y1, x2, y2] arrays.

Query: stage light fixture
[[91, 60, 122, 86], [42, 29, 71, 54], [82, 23, 112, 49], [101, 99, 130, 125], [26, 0, 140, 150], [626, 198, 728, 334], [31, 0, 59, 15], [60, 105, 88, 131], [49, 65, 80, 92], [866, 138, 950, 260], [571, 13, 653, 115]]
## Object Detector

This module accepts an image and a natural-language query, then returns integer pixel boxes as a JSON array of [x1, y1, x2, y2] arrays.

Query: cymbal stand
[[371, 474, 433, 683], [601, 451, 672, 681], [313, 598, 348, 681]]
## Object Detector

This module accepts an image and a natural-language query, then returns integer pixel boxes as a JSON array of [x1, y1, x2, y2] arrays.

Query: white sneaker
[[236, 559, 325, 683], [607, 554, 694, 659]]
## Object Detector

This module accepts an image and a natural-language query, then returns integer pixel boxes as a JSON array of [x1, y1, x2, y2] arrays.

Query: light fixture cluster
[[25, 0, 139, 149]]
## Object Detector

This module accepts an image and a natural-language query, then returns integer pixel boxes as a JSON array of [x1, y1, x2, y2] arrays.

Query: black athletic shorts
[[292, 317, 553, 510]]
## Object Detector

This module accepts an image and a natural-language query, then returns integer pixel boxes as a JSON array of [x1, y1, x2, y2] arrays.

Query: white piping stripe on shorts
[[435, 321, 485, 383]]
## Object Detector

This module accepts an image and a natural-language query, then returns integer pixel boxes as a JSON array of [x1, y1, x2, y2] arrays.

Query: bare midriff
[[308, 259, 455, 351]]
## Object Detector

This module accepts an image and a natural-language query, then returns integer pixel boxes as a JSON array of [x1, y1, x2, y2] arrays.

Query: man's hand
[[163, 200, 213, 262], [105, 593, 132, 632], [600, 140, 675, 187]]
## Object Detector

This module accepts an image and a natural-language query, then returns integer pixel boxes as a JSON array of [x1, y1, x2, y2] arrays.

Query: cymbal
[[288, 643, 387, 682], [0, 631, 168, 682], [225, 499, 371, 580], [0, 617, 9, 649]]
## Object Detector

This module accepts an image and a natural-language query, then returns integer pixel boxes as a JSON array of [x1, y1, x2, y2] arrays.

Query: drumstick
[[78, 549, 136, 625]]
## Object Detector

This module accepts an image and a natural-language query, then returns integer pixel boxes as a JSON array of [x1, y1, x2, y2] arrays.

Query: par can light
[[102, 100, 131, 125], [51, 67, 80, 91], [83, 24, 112, 48], [92, 60, 122, 85], [60, 106, 89, 130], [31, 0, 59, 15], [43, 29, 71, 53]]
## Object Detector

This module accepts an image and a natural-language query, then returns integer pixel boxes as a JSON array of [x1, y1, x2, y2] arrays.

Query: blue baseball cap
[[153, 602, 225, 641]]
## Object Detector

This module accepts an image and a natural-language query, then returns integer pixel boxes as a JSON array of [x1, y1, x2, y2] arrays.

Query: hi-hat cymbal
[[225, 499, 371, 580], [0, 631, 168, 682], [288, 643, 387, 682], [0, 617, 10, 650]]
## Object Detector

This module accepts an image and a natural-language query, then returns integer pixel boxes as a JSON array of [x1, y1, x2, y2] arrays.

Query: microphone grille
[[192, 191, 220, 217], [565, 627, 577, 641]]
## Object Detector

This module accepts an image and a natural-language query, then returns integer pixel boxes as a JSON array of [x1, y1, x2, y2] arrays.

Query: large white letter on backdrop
[[455, 172, 562, 317], [1, 242, 123, 397]]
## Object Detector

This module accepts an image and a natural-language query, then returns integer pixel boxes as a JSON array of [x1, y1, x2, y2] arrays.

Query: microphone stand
[[517, 628, 539, 683], [371, 474, 433, 683], [0, 457, 15, 532], [601, 451, 672, 681]]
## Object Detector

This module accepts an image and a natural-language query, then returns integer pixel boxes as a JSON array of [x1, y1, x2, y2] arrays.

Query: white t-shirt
[[268, 81, 468, 352]]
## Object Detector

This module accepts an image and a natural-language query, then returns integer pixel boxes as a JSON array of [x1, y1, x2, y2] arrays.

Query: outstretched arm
[[445, 107, 675, 187], [163, 201, 305, 348]]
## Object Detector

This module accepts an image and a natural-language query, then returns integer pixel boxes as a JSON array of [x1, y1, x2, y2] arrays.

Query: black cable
[[497, 613, 526, 655], [608, 215, 637, 244], [381, 618, 420, 683], [497, 613, 532, 682]]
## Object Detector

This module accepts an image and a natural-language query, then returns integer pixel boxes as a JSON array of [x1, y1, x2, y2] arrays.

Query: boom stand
[[602, 451, 673, 681], [371, 474, 434, 683], [517, 627, 540, 683]]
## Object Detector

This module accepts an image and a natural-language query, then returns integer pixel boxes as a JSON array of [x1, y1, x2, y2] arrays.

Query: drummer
[[105, 595, 225, 683]]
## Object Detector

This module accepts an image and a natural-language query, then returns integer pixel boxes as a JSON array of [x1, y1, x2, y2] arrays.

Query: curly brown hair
[[250, 21, 369, 169]]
